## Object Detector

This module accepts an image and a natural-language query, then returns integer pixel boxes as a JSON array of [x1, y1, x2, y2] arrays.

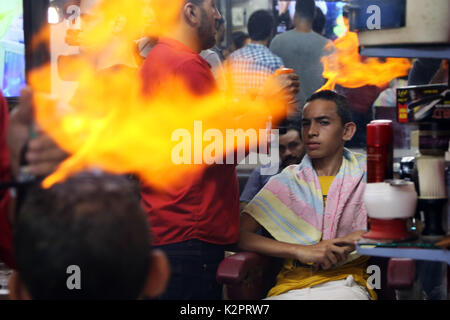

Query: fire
[[76, 0, 183, 52], [28, 0, 286, 189], [319, 18, 412, 91]]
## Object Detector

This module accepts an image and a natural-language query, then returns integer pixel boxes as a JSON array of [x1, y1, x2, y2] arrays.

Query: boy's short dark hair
[[13, 173, 152, 300], [306, 90, 353, 125], [295, 0, 316, 21], [247, 10, 274, 41]]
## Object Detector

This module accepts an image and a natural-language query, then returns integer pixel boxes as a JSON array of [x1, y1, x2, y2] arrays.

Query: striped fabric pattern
[[228, 43, 283, 95], [244, 149, 368, 244]]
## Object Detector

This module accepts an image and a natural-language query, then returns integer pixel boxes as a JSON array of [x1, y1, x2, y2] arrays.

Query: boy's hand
[[334, 230, 365, 246], [294, 239, 353, 271], [305, 231, 366, 270]]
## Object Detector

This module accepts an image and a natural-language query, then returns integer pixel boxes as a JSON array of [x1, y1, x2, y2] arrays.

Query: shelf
[[360, 45, 450, 59], [356, 244, 450, 265]]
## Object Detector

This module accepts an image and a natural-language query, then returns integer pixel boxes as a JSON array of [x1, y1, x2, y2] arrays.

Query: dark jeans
[[154, 239, 228, 300]]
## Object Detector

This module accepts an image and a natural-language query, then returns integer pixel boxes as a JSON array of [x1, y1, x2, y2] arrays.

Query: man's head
[[231, 31, 250, 52], [295, 0, 316, 22], [10, 173, 169, 300], [278, 119, 305, 169], [74, 0, 139, 69], [182, 0, 222, 51], [247, 10, 275, 44], [302, 90, 356, 160], [215, 17, 225, 44], [312, 6, 326, 35]]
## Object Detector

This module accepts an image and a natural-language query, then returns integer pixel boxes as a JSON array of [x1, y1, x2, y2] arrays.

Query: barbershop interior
[[0, 0, 449, 302]]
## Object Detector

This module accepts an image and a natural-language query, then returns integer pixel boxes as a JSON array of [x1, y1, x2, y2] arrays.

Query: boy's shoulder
[[344, 149, 367, 180], [352, 151, 367, 163]]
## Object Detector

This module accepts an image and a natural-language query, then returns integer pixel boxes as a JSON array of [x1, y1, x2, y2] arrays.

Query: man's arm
[[239, 212, 355, 270], [25, 128, 68, 177], [7, 88, 33, 178], [239, 168, 264, 207], [7, 87, 68, 179], [176, 59, 217, 96], [269, 71, 300, 103], [228, 70, 300, 120]]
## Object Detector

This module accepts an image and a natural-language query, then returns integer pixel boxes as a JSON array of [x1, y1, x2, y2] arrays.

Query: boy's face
[[301, 99, 347, 160]]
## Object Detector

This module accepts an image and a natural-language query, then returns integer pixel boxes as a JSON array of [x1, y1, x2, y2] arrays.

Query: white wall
[[229, 0, 273, 33], [49, 4, 81, 104]]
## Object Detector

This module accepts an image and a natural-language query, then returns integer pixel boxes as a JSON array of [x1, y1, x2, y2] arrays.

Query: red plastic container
[[366, 120, 394, 183]]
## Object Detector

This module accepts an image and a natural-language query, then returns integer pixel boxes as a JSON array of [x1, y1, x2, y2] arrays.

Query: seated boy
[[239, 90, 375, 300]]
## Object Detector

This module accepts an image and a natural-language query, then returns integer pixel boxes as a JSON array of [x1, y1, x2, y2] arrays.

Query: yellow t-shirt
[[318, 176, 334, 207], [267, 256, 376, 299]]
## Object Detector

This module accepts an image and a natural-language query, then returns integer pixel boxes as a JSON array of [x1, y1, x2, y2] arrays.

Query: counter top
[[360, 45, 450, 60], [356, 242, 450, 265]]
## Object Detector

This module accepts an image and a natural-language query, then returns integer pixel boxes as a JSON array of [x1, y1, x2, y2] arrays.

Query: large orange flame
[[319, 18, 412, 91], [29, 0, 287, 189]]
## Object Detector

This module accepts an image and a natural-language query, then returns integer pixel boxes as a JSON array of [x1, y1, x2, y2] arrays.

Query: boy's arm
[[239, 212, 354, 270], [239, 212, 302, 260], [239, 168, 264, 206]]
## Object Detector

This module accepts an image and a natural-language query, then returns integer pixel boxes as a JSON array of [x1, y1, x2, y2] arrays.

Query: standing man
[[270, 0, 334, 109], [139, 0, 237, 300], [200, 17, 226, 82], [140, 0, 299, 300], [228, 10, 284, 97], [211, 17, 226, 62]]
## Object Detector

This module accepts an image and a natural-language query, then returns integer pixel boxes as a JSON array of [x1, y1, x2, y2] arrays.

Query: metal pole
[[225, 0, 233, 50]]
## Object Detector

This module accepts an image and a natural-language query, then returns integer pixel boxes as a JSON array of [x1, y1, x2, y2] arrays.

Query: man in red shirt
[[141, 0, 300, 300], [139, 0, 234, 300]]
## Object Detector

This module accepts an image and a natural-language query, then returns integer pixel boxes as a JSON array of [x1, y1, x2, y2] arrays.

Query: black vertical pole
[[23, 0, 50, 91], [17, 0, 50, 216], [225, 0, 233, 50]]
